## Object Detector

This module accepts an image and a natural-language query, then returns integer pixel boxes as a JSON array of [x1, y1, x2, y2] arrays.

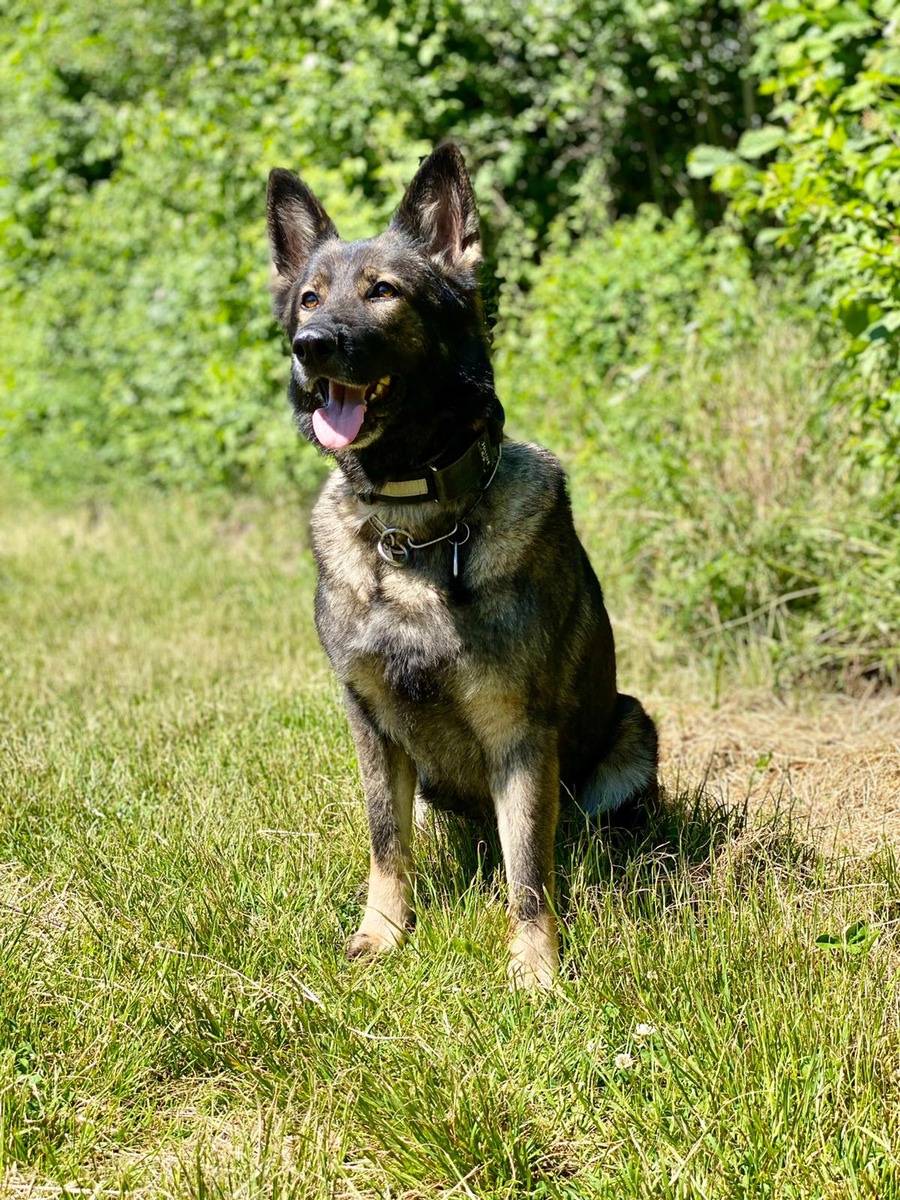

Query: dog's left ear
[[391, 145, 482, 278]]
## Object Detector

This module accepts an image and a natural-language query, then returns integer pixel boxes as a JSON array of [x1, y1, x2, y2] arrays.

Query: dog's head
[[266, 146, 502, 475]]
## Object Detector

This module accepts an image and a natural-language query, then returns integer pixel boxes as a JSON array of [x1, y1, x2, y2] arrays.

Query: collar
[[354, 429, 501, 505]]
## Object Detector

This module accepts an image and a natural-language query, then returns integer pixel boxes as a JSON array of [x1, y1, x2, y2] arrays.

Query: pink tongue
[[312, 383, 367, 450]]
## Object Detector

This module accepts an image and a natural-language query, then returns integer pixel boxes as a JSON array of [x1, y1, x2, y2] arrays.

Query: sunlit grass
[[1, 486, 898, 1197]]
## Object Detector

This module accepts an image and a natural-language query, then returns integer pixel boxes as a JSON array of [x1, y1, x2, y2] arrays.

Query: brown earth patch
[[657, 693, 900, 855]]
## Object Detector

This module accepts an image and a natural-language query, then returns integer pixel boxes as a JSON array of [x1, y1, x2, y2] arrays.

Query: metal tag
[[449, 522, 471, 580]]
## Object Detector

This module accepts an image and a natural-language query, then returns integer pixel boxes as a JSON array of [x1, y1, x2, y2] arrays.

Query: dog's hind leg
[[491, 734, 560, 989], [577, 693, 658, 818], [344, 691, 417, 959]]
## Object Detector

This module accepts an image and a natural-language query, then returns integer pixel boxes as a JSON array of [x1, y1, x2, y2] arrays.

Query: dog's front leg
[[344, 691, 416, 960], [491, 738, 560, 989]]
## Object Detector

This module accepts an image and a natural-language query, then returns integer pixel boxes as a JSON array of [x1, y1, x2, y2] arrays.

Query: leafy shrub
[[689, 0, 900, 492], [494, 210, 899, 687], [0, 0, 757, 492], [497, 204, 759, 430]]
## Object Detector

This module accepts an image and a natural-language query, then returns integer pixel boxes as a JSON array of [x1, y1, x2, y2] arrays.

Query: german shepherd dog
[[266, 146, 657, 988]]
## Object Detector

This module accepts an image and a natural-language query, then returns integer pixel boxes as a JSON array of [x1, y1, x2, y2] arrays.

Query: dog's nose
[[292, 328, 338, 369]]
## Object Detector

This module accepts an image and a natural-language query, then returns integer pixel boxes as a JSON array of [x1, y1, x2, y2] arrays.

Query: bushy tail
[[576, 693, 658, 818]]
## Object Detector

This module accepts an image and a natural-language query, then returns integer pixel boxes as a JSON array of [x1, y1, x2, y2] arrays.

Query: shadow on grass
[[416, 774, 822, 917], [555, 781, 742, 919]]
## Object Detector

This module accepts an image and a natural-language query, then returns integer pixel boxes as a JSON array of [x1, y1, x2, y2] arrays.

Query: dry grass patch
[[659, 692, 900, 854]]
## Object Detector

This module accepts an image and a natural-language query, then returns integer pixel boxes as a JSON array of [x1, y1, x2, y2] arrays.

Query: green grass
[[1, 484, 899, 1198]]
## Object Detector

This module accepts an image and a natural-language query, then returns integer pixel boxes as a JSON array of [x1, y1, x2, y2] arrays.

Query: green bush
[[0, 0, 756, 492], [689, 0, 900, 490], [497, 204, 758, 412], [494, 209, 899, 686]]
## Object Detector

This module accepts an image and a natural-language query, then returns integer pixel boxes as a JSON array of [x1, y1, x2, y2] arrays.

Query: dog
[[266, 145, 658, 988]]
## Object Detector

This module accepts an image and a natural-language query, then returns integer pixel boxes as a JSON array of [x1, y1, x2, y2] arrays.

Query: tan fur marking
[[508, 912, 558, 990], [380, 569, 447, 612], [493, 752, 560, 988], [311, 476, 378, 605], [345, 660, 410, 742], [348, 852, 413, 958], [456, 668, 527, 757], [413, 786, 433, 832]]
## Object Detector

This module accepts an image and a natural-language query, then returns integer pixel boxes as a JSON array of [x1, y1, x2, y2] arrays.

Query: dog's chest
[[334, 562, 465, 704]]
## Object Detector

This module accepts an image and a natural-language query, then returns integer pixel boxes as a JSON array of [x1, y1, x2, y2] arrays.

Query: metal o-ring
[[376, 529, 412, 566]]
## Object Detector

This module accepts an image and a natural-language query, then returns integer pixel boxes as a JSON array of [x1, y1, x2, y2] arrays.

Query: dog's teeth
[[370, 375, 391, 401]]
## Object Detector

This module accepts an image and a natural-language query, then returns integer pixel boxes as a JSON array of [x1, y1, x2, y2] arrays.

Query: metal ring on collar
[[376, 527, 413, 566]]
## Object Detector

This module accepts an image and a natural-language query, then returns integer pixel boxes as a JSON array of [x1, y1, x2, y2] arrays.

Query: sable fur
[[266, 145, 658, 987]]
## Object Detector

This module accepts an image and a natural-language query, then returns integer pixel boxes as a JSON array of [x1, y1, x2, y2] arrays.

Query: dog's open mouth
[[311, 376, 393, 450]]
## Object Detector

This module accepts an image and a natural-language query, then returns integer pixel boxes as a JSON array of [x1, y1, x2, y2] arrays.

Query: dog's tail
[[576, 693, 658, 818]]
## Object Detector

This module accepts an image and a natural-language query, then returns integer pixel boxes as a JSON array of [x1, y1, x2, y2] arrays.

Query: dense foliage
[[0, 0, 757, 487], [0, 0, 896, 683], [501, 210, 898, 686], [691, 0, 900, 479]]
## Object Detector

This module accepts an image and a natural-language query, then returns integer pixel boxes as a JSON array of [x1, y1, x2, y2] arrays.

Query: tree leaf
[[737, 125, 787, 159], [687, 145, 741, 179]]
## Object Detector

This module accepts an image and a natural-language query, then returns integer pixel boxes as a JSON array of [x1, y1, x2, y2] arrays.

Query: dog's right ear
[[267, 169, 337, 318]]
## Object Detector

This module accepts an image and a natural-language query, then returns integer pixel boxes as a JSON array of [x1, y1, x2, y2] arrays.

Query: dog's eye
[[370, 281, 399, 300], [300, 291, 319, 309]]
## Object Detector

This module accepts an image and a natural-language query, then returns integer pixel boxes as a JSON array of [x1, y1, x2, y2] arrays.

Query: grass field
[[2, 482, 900, 1198]]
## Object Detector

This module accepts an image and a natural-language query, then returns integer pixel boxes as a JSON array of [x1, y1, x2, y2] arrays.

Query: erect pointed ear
[[267, 168, 337, 295], [390, 145, 481, 277]]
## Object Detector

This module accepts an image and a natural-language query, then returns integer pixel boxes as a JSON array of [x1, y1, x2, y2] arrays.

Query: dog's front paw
[[508, 917, 558, 991], [507, 954, 558, 991], [346, 926, 405, 960]]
